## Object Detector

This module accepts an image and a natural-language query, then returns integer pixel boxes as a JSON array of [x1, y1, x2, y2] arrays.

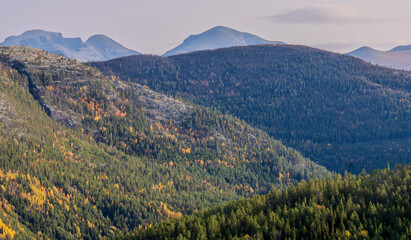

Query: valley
[[0, 46, 328, 239], [92, 45, 411, 174], [2, 1, 411, 239]]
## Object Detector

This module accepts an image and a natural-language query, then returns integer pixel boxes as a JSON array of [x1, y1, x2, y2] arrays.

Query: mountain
[[347, 45, 411, 70], [0, 46, 328, 239], [85, 34, 140, 60], [126, 163, 411, 240], [92, 45, 411, 174], [0, 30, 140, 61], [163, 26, 284, 56]]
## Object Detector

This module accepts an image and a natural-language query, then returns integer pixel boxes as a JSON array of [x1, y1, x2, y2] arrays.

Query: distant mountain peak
[[390, 44, 411, 52], [347, 44, 411, 70], [3, 29, 64, 44], [353, 46, 376, 52], [207, 25, 245, 33], [19, 29, 63, 37], [211, 25, 229, 30], [85, 34, 139, 61], [163, 26, 284, 56], [86, 34, 112, 42], [0, 30, 140, 61], [18, 29, 58, 36]]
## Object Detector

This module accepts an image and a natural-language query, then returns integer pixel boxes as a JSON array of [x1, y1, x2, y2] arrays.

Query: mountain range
[[92, 45, 411, 174], [3, 28, 411, 71], [163, 26, 284, 56], [0, 27, 284, 61], [0, 28, 410, 239], [347, 45, 411, 70], [0, 30, 140, 62], [0, 45, 327, 239]]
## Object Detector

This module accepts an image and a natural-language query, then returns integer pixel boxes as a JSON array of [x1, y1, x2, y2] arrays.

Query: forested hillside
[[92, 45, 411, 173], [125, 163, 411, 240], [0, 46, 327, 239]]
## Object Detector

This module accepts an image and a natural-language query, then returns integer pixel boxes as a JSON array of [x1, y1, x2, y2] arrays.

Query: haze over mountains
[[3, 27, 411, 72], [347, 45, 411, 70], [163, 26, 284, 56], [0, 30, 140, 62], [0, 25, 411, 240]]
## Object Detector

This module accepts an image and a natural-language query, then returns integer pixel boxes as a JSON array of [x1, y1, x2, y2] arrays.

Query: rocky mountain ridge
[[0, 30, 140, 61]]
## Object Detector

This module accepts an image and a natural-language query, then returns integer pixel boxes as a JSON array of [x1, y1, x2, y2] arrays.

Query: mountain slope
[[0, 46, 328, 239], [92, 45, 411, 174], [163, 26, 283, 56], [0, 30, 140, 61], [347, 45, 411, 70], [125, 164, 411, 240], [85, 34, 140, 61]]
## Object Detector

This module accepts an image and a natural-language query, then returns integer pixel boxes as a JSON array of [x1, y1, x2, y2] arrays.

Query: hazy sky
[[1, 0, 411, 55]]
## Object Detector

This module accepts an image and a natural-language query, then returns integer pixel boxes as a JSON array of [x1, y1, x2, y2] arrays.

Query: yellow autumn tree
[[0, 218, 15, 239]]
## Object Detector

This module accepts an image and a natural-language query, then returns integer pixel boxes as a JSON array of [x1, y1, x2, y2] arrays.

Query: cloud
[[264, 6, 387, 25]]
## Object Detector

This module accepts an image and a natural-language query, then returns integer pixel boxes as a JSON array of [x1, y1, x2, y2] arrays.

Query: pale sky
[[1, 0, 411, 55]]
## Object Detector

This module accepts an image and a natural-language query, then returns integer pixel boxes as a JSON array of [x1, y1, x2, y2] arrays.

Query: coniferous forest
[[125, 164, 411, 240], [0, 44, 409, 240], [92, 45, 411, 174], [0, 46, 327, 239]]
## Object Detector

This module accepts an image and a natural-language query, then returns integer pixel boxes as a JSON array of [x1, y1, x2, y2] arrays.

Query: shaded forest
[[0, 46, 327, 239], [92, 45, 411, 173], [125, 163, 411, 240]]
